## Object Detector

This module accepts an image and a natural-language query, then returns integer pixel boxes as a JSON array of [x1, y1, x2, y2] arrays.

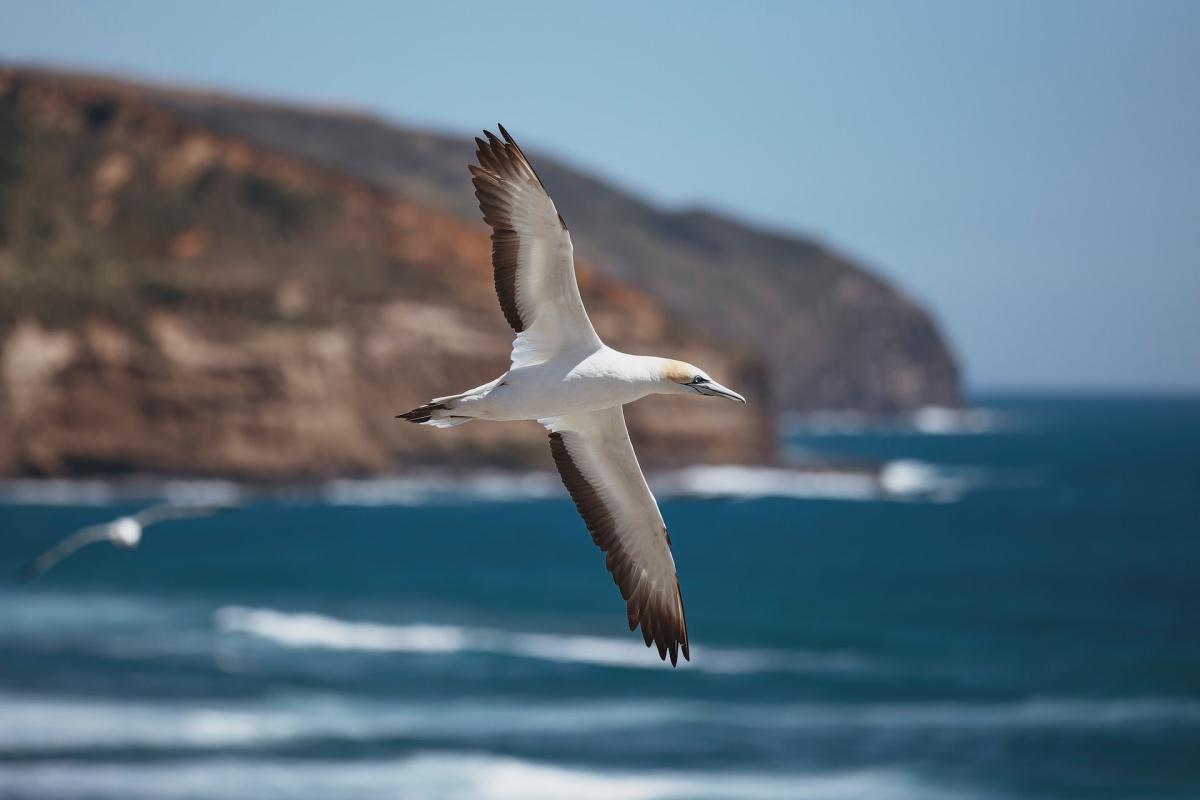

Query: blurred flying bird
[[398, 127, 747, 665], [16, 504, 228, 581]]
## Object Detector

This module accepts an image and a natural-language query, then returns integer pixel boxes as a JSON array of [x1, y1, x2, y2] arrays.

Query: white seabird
[[16, 504, 227, 580], [398, 126, 747, 665]]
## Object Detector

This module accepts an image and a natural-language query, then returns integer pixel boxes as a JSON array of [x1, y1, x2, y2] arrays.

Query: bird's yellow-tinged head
[[658, 359, 747, 403]]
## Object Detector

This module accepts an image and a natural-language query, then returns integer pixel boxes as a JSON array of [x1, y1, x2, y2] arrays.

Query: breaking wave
[[0, 693, 682, 751], [0, 478, 242, 506], [321, 471, 561, 505], [653, 465, 880, 501], [3, 691, 1196, 755], [324, 465, 968, 505], [909, 406, 1008, 435], [0, 753, 980, 800], [0, 462, 984, 507], [657, 461, 977, 502], [214, 606, 869, 675], [783, 405, 1012, 436]]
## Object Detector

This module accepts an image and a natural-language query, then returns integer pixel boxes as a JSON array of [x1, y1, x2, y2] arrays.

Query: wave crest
[[0, 752, 978, 800], [214, 606, 867, 675], [3, 690, 1197, 756], [783, 406, 1011, 436]]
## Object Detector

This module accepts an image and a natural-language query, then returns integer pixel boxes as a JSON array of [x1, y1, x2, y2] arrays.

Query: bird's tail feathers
[[396, 401, 473, 428]]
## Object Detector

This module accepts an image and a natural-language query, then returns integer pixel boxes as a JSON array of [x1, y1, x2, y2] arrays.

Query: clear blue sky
[[3, 1, 1197, 392]]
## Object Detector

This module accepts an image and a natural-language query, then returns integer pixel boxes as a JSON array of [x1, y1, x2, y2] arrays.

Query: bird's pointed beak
[[695, 380, 746, 403]]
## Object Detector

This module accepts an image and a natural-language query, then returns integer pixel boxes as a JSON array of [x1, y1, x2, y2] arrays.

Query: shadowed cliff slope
[[150, 89, 963, 413], [0, 67, 774, 480]]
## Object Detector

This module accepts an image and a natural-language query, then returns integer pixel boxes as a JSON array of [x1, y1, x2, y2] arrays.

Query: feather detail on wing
[[470, 126, 601, 368], [541, 408, 690, 665]]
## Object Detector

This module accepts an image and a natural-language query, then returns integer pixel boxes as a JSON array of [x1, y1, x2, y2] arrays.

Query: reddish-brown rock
[[0, 67, 774, 480]]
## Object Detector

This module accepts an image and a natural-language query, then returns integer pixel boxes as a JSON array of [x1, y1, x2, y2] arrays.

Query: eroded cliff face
[[0, 68, 774, 480], [148, 86, 964, 413]]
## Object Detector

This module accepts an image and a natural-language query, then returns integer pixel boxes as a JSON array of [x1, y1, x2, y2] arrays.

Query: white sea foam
[[909, 406, 1007, 435], [0, 693, 682, 752], [214, 606, 868, 675], [783, 405, 1011, 437], [0, 463, 978, 507], [0, 752, 983, 800], [653, 465, 880, 501], [322, 471, 561, 506], [0, 478, 119, 505], [655, 461, 977, 503], [321, 462, 983, 506], [0, 477, 242, 506], [325, 467, 905, 506], [3, 690, 1196, 757], [877, 459, 978, 502]]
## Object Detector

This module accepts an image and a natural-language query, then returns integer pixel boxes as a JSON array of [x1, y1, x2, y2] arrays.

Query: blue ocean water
[[0, 395, 1197, 800]]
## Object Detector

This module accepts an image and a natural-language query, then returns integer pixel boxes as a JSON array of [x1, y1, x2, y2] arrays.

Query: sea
[[0, 395, 1197, 800]]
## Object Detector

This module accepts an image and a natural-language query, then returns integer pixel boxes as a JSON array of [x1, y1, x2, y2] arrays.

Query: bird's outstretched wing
[[470, 126, 602, 368], [541, 408, 689, 665], [16, 525, 115, 581], [133, 504, 228, 527]]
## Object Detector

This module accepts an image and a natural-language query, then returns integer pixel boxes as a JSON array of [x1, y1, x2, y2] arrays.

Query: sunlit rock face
[[0, 67, 775, 480], [152, 80, 962, 414]]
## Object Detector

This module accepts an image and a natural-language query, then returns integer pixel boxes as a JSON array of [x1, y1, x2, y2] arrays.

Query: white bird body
[[399, 127, 746, 665], [450, 348, 680, 422], [109, 516, 143, 549]]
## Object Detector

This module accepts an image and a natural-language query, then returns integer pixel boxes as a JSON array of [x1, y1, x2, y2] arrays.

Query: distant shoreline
[[0, 458, 973, 507]]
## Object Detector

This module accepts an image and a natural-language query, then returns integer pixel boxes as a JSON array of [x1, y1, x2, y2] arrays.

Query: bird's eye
[[690, 377, 709, 385]]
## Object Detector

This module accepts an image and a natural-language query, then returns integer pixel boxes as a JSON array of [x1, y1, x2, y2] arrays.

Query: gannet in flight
[[398, 127, 746, 665], [16, 504, 227, 581]]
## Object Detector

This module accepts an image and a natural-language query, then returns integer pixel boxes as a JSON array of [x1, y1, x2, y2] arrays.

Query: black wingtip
[[397, 402, 447, 424], [498, 123, 513, 143]]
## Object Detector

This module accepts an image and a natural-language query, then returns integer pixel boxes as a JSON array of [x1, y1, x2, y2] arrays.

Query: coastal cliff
[[156, 86, 963, 413], [0, 66, 961, 480], [0, 67, 772, 480]]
